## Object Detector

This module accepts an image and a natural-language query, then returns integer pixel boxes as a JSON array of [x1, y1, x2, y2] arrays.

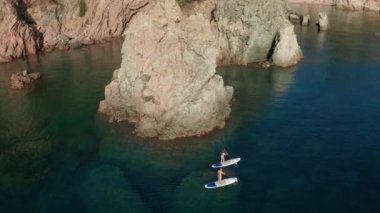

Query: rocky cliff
[[0, 0, 149, 62], [99, 0, 303, 139], [288, 0, 380, 13]]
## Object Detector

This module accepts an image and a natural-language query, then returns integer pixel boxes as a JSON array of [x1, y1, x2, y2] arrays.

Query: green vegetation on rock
[[176, 0, 202, 7], [79, 0, 87, 17]]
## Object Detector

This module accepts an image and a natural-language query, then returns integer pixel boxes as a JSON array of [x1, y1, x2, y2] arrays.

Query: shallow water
[[1, 5, 380, 213]]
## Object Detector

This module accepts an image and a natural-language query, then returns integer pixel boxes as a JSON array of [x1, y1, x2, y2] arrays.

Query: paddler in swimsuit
[[220, 149, 229, 163], [217, 168, 226, 183]]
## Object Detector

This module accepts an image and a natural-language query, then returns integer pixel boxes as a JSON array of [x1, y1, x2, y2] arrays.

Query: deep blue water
[[0, 4, 380, 213]]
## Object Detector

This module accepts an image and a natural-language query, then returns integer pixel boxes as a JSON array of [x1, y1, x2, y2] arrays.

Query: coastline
[[288, 0, 380, 13]]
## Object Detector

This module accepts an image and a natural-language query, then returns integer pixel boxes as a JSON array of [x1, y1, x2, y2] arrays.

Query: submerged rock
[[271, 23, 303, 67], [317, 12, 329, 31], [99, 0, 233, 140], [259, 61, 271, 69], [10, 70, 41, 89], [69, 40, 83, 49], [81, 165, 149, 213]]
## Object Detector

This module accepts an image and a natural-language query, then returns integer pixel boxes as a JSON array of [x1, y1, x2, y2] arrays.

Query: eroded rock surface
[[10, 69, 41, 89], [317, 12, 329, 31], [99, 0, 233, 140], [0, 0, 149, 62], [272, 23, 303, 67], [302, 15, 310, 25], [215, 0, 290, 65], [0, 0, 43, 62]]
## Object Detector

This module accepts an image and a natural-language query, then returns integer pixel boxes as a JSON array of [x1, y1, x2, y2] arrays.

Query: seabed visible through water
[[0, 4, 380, 213]]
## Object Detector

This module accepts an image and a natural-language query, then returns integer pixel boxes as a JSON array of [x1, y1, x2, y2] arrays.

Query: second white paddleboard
[[211, 157, 241, 168], [205, 177, 238, 189]]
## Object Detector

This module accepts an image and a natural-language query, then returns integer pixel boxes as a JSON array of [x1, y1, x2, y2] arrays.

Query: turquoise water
[[1, 5, 380, 213]]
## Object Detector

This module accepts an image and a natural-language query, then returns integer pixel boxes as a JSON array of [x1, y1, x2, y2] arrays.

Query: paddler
[[217, 168, 226, 183], [220, 149, 229, 163]]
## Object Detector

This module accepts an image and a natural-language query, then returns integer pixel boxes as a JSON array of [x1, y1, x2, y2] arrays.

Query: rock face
[[272, 23, 303, 67], [302, 15, 310, 26], [99, 0, 233, 140], [0, 0, 149, 62], [317, 12, 329, 31], [336, 0, 366, 10], [363, 0, 380, 12], [0, 0, 43, 62], [214, 0, 290, 65], [288, 0, 380, 13], [10, 69, 41, 89]]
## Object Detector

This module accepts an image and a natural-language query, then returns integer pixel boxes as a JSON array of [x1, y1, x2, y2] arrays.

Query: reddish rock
[[10, 70, 41, 89], [0, 0, 150, 63]]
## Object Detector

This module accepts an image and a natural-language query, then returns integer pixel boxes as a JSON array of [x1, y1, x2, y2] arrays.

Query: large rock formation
[[272, 23, 303, 67], [99, 0, 303, 140], [288, 0, 380, 13], [99, 0, 233, 140], [214, 0, 291, 65], [0, 0, 149, 62]]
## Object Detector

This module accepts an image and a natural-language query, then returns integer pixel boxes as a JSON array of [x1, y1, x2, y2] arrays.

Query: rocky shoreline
[[0, 0, 149, 63], [288, 0, 380, 13]]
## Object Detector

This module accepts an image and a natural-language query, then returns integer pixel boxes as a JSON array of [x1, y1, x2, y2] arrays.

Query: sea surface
[[1, 4, 380, 213]]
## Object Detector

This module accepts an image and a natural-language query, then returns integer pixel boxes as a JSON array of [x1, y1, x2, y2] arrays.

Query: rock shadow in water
[[79, 165, 150, 213]]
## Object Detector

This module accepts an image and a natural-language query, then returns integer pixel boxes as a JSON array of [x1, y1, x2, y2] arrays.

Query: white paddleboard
[[205, 177, 238, 189], [211, 157, 241, 168]]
